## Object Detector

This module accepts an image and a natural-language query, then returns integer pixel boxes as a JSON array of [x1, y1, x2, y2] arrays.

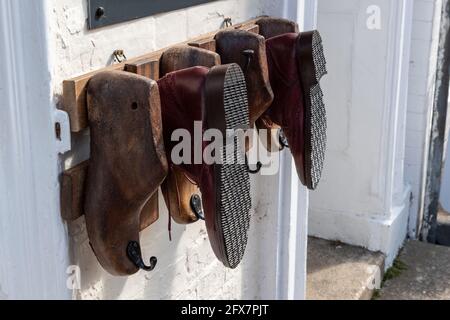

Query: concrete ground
[[307, 237, 385, 300], [378, 240, 450, 300]]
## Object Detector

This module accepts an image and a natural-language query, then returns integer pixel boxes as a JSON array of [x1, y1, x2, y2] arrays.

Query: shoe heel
[[221, 64, 252, 269], [312, 30, 328, 82]]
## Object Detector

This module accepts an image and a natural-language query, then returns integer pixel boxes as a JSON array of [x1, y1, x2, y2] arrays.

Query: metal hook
[[190, 194, 205, 221], [279, 129, 289, 150], [127, 241, 157, 272], [242, 49, 255, 74], [245, 155, 263, 174]]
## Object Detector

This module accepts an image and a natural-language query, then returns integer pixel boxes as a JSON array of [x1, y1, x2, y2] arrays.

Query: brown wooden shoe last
[[85, 71, 168, 276]]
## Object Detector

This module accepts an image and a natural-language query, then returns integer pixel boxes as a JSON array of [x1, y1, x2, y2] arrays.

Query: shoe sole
[[205, 64, 252, 269], [297, 31, 327, 190]]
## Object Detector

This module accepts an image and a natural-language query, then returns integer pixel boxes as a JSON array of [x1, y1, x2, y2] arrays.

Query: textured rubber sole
[[219, 64, 252, 269], [300, 30, 328, 190], [312, 31, 327, 83]]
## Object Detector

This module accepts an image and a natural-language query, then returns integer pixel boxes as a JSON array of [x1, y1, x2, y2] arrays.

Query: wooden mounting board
[[60, 18, 260, 226]]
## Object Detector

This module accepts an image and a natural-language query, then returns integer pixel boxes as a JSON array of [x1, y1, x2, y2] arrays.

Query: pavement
[[307, 237, 385, 300], [378, 240, 450, 300]]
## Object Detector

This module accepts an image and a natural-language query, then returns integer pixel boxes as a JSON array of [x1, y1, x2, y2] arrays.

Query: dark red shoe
[[158, 64, 252, 269], [257, 22, 328, 190]]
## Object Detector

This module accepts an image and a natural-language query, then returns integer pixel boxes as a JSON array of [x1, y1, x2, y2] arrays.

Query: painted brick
[[408, 74, 429, 95], [413, 0, 436, 22], [406, 130, 427, 148], [408, 93, 428, 113], [406, 164, 424, 185], [411, 20, 434, 41], [406, 146, 425, 166]]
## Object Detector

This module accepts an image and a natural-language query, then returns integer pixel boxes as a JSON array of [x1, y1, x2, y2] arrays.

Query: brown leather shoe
[[159, 46, 220, 226], [258, 25, 328, 190], [255, 17, 299, 39], [85, 71, 168, 276], [158, 65, 252, 269], [215, 29, 274, 124]]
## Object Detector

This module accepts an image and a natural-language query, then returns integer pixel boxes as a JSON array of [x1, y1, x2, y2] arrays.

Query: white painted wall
[[405, 0, 442, 236], [0, 0, 312, 300], [310, 0, 414, 266]]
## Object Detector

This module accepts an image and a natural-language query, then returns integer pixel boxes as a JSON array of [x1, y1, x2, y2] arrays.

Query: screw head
[[95, 7, 105, 20]]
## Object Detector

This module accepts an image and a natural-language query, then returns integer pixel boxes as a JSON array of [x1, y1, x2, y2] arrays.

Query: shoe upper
[[263, 32, 307, 185], [215, 29, 274, 124]]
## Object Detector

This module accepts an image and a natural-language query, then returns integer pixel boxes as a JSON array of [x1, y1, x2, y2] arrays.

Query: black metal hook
[[242, 49, 255, 74], [190, 194, 205, 221], [245, 155, 263, 174], [279, 129, 289, 150], [127, 241, 157, 272]]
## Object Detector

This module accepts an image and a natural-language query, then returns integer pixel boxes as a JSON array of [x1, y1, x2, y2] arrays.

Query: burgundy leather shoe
[[256, 17, 328, 190], [158, 64, 252, 269]]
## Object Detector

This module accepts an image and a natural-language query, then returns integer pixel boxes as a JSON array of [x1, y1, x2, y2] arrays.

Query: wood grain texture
[[188, 39, 217, 52], [61, 160, 159, 231], [62, 19, 260, 133], [125, 57, 160, 80]]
